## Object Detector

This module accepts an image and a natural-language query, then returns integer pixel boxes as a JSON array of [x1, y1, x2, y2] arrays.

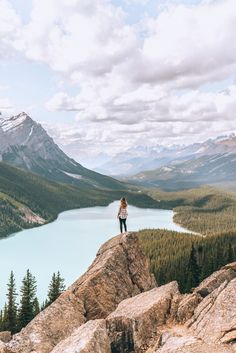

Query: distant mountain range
[[125, 134, 236, 189], [0, 112, 125, 190], [1, 112, 235, 191], [93, 134, 236, 177]]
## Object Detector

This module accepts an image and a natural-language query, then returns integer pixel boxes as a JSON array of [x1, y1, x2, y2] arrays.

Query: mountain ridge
[[92, 133, 236, 177], [0, 112, 126, 190], [128, 151, 236, 189]]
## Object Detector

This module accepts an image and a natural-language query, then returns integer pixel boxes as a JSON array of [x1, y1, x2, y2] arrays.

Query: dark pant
[[119, 217, 127, 233]]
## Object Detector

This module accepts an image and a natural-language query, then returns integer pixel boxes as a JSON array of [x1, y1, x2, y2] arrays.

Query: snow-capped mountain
[[0, 112, 125, 190], [94, 134, 236, 177], [128, 145, 236, 190]]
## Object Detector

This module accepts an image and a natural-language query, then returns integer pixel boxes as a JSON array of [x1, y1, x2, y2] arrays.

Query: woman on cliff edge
[[117, 197, 128, 233]]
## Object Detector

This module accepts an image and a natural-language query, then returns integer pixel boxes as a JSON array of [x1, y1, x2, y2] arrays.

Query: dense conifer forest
[[138, 186, 236, 293], [148, 186, 236, 234], [138, 229, 236, 293]]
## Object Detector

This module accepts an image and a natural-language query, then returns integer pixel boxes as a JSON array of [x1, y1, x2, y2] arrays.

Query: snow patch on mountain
[[61, 171, 82, 180], [0, 112, 28, 132]]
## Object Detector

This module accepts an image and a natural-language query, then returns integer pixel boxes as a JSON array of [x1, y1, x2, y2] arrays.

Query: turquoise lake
[[0, 201, 190, 307]]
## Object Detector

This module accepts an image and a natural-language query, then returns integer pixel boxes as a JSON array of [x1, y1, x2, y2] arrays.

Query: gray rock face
[[0, 332, 11, 343], [188, 278, 236, 345], [0, 127, 10, 156], [0, 112, 124, 189], [193, 262, 236, 297], [5, 232, 156, 353], [107, 282, 179, 353], [51, 320, 111, 353], [0, 341, 7, 353], [148, 327, 235, 353], [174, 293, 202, 323], [2, 237, 236, 353]]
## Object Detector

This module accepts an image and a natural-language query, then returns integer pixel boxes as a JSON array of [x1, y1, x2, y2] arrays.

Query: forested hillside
[[148, 186, 236, 234], [137, 187, 236, 293], [0, 162, 159, 238], [0, 162, 109, 237], [139, 229, 236, 293]]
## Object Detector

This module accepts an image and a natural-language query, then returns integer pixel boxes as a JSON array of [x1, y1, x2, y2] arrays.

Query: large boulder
[[188, 278, 236, 345], [5, 232, 156, 353], [0, 341, 7, 353], [51, 320, 110, 353], [174, 293, 202, 323], [173, 262, 236, 324], [193, 262, 236, 297], [147, 329, 235, 353], [107, 282, 179, 353]]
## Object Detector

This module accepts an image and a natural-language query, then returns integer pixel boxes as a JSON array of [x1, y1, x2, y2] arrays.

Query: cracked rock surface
[[1, 233, 235, 353], [2, 232, 156, 353], [107, 282, 179, 352], [188, 278, 236, 344]]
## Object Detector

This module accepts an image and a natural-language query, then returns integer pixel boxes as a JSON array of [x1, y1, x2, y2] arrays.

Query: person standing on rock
[[117, 197, 128, 233]]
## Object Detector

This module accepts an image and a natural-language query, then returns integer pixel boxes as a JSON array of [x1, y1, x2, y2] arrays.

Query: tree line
[[149, 186, 236, 235], [0, 270, 65, 334], [138, 229, 236, 293]]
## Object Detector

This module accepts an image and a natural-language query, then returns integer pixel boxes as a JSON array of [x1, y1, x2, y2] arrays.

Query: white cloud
[[18, 0, 137, 78], [17, 0, 236, 87], [0, 0, 21, 57], [1, 0, 236, 157], [45, 83, 236, 161], [0, 97, 14, 114], [125, 0, 149, 4], [128, 0, 236, 87]]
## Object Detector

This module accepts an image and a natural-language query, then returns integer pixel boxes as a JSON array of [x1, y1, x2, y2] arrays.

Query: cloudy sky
[[0, 0, 236, 163]]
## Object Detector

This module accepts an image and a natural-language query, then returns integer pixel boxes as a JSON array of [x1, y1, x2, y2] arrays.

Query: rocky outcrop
[[107, 282, 179, 353], [4, 232, 156, 353], [193, 262, 236, 297], [174, 293, 202, 323], [1, 234, 236, 353], [0, 332, 11, 343], [51, 320, 110, 353], [188, 278, 236, 344], [147, 326, 235, 353]]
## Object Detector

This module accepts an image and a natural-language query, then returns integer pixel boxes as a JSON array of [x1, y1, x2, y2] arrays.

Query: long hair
[[120, 197, 127, 208]]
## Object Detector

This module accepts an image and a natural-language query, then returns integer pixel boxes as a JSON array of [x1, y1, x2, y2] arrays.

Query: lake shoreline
[[1, 199, 177, 241], [0, 201, 188, 308]]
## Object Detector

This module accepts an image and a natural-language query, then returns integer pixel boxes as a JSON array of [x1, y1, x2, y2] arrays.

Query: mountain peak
[[18, 111, 28, 117], [0, 112, 124, 190], [0, 112, 31, 132]]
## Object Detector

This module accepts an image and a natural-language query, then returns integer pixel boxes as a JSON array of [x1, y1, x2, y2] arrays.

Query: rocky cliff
[[0, 232, 235, 353]]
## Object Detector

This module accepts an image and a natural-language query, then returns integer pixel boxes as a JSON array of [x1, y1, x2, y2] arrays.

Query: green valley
[[0, 162, 159, 238]]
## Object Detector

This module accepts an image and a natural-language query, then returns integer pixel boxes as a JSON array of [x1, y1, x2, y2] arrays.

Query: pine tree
[[5, 271, 18, 333], [0, 304, 8, 331], [17, 269, 38, 330], [46, 271, 65, 307], [32, 298, 40, 316], [56, 271, 66, 294], [228, 243, 234, 263], [40, 299, 49, 311], [0, 310, 3, 331], [185, 244, 200, 292]]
